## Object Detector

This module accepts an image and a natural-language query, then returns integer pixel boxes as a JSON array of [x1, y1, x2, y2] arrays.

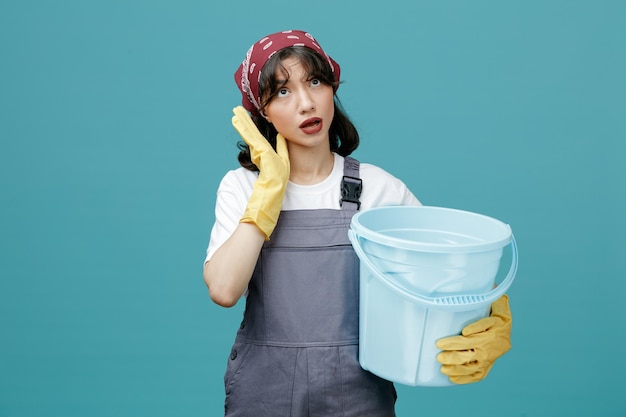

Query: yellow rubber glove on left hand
[[232, 106, 290, 240], [436, 294, 512, 384]]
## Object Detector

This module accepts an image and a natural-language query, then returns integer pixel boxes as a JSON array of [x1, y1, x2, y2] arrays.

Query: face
[[263, 57, 335, 152]]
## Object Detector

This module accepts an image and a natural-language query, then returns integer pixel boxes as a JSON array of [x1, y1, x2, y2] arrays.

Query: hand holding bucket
[[436, 294, 513, 384]]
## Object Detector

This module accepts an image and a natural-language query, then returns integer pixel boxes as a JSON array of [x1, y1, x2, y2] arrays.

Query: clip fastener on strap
[[340, 175, 362, 209]]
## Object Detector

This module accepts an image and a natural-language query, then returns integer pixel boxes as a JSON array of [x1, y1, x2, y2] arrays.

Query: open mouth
[[300, 118, 321, 128], [299, 118, 323, 133]]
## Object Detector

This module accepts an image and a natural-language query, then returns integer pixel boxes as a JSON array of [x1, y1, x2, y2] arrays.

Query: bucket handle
[[348, 229, 518, 309]]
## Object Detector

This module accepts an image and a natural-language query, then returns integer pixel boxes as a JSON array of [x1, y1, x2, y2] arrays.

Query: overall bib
[[223, 157, 397, 417]]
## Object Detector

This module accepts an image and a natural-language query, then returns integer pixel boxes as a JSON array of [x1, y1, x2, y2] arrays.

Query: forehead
[[273, 57, 308, 81]]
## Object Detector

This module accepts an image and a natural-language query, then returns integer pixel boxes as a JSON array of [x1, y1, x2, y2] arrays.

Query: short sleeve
[[204, 169, 255, 263]]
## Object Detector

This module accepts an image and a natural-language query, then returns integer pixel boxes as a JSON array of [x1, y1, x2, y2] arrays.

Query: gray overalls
[[223, 157, 397, 416]]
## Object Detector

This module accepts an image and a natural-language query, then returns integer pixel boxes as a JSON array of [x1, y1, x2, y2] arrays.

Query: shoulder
[[358, 161, 422, 209], [213, 167, 258, 217], [359, 162, 404, 188], [359, 162, 395, 178], [217, 167, 257, 196]]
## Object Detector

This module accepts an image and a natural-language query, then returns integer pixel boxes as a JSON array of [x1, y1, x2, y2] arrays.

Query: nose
[[297, 89, 315, 114]]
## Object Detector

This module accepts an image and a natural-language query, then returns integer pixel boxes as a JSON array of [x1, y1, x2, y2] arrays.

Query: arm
[[203, 106, 290, 307], [203, 222, 265, 307]]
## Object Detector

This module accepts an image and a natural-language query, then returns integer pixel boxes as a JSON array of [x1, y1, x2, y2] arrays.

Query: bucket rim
[[350, 205, 512, 253], [348, 229, 518, 310]]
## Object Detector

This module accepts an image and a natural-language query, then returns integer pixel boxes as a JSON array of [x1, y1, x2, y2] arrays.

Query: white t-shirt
[[205, 153, 421, 263]]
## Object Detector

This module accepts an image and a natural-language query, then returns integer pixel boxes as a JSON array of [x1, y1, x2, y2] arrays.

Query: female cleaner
[[203, 30, 512, 416]]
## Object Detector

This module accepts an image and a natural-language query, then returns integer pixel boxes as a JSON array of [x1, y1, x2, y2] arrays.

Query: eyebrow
[[274, 74, 319, 84]]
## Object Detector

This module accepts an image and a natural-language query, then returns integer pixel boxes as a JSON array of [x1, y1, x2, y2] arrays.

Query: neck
[[288, 147, 335, 185]]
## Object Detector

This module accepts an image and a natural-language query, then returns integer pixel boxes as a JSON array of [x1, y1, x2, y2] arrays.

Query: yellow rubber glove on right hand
[[232, 106, 290, 240], [435, 294, 512, 384]]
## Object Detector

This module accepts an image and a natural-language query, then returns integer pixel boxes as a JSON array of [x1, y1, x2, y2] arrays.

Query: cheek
[[265, 115, 288, 136], [325, 100, 335, 120], [264, 105, 290, 131], [322, 91, 335, 114], [263, 103, 280, 125], [270, 121, 283, 134]]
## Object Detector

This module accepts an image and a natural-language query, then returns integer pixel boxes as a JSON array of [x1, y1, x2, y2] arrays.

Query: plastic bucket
[[348, 206, 517, 387]]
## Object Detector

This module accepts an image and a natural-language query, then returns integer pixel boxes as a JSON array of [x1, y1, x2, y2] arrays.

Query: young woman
[[203, 30, 512, 416]]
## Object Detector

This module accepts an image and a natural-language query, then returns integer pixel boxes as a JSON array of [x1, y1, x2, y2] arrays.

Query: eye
[[276, 88, 289, 97], [310, 78, 321, 87]]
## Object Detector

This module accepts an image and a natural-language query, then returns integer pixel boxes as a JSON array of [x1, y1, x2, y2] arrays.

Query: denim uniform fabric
[[223, 157, 397, 417]]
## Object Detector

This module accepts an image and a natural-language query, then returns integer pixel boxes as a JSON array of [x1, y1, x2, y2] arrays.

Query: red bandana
[[234, 30, 341, 114]]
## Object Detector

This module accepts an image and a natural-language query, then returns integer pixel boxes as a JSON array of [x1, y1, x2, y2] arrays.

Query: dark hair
[[237, 46, 359, 171]]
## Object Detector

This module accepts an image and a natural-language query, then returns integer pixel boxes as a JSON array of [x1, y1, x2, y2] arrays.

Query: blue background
[[1, 1, 625, 416]]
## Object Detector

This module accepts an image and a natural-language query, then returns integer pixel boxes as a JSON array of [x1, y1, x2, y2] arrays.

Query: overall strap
[[340, 156, 362, 210]]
